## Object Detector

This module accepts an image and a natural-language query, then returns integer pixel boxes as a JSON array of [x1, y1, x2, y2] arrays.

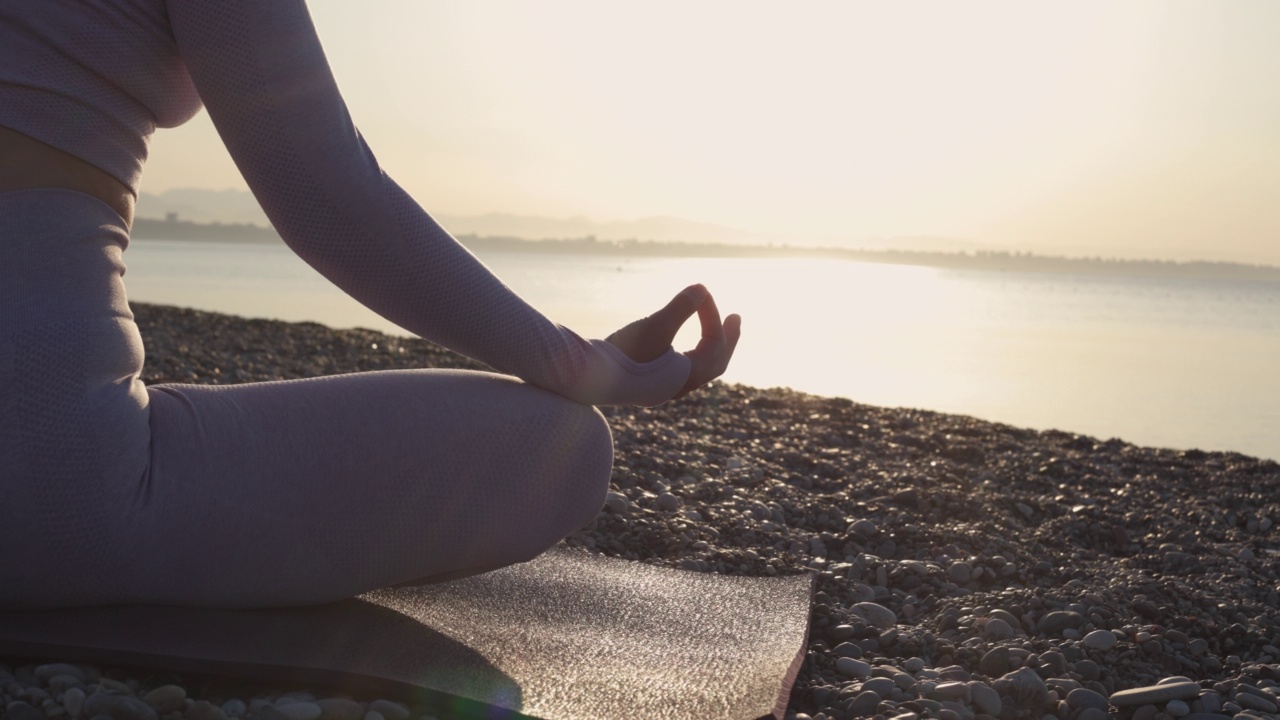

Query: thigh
[[133, 369, 613, 607]]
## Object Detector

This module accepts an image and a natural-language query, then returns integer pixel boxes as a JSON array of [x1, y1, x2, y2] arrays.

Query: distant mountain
[[433, 212, 765, 246], [133, 187, 996, 252]]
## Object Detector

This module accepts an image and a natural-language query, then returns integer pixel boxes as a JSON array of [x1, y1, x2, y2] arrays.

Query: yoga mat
[[0, 548, 813, 720]]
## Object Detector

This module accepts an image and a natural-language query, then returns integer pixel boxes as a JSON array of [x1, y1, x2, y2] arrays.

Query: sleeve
[[164, 0, 690, 406]]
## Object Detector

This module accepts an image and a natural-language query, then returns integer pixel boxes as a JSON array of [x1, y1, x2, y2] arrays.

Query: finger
[[648, 284, 706, 342], [724, 313, 742, 353], [696, 289, 724, 342]]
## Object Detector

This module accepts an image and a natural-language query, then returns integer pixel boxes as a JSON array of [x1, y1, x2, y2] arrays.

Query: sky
[[145, 1, 1280, 265]]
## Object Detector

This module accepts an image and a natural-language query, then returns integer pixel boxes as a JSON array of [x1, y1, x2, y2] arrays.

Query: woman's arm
[[165, 0, 690, 405]]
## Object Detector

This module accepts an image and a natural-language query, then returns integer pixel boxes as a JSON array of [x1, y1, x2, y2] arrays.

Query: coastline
[[5, 303, 1279, 720]]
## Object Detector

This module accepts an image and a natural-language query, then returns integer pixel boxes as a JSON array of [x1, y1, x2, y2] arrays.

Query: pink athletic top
[[0, 0, 690, 406]]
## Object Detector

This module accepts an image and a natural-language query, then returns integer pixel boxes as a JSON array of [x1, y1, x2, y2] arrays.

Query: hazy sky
[[146, 1, 1280, 265]]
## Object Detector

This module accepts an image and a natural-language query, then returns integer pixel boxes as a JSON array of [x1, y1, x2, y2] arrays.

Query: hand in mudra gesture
[[606, 284, 742, 399]]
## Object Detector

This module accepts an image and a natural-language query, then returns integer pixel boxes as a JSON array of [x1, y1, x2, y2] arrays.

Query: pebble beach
[[4, 303, 1279, 720]]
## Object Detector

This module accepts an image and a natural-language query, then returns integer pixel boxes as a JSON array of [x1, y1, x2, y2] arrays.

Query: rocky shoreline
[[4, 303, 1279, 720]]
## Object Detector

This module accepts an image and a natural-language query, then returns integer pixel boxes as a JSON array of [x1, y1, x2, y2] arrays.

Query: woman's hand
[[605, 284, 742, 399]]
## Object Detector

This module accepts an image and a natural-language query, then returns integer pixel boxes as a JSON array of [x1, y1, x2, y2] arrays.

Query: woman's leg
[[136, 370, 611, 607], [1, 189, 612, 609]]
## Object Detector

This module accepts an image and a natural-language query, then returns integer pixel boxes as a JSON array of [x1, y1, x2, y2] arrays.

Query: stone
[[48, 674, 84, 694], [656, 492, 681, 512], [979, 647, 1011, 678], [970, 682, 1001, 716], [848, 690, 881, 716], [828, 624, 856, 641], [833, 642, 862, 659], [1000, 668, 1048, 709], [1165, 699, 1191, 717], [84, 692, 160, 720], [982, 618, 1014, 641], [1082, 629, 1118, 651], [188, 700, 229, 720], [63, 687, 86, 718], [1076, 709, 1108, 720], [855, 602, 897, 630], [361, 713, 384, 720], [144, 684, 187, 714], [367, 701, 409, 720], [222, 699, 248, 717], [603, 491, 629, 514], [1109, 682, 1201, 706], [1066, 687, 1109, 712], [836, 657, 871, 679], [316, 699, 365, 720], [7, 701, 46, 720], [987, 609, 1018, 625], [847, 519, 878, 538], [276, 702, 322, 720], [946, 562, 972, 584], [862, 677, 897, 698], [35, 665, 87, 685], [1037, 611, 1084, 634], [1235, 692, 1278, 713]]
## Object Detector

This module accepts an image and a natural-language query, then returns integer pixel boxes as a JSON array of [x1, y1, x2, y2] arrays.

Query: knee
[[553, 402, 614, 532]]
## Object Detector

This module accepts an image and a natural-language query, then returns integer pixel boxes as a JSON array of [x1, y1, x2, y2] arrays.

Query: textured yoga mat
[[0, 548, 813, 720]]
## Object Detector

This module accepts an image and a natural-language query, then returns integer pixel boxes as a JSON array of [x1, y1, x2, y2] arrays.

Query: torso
[[0, 126, 134, 227]]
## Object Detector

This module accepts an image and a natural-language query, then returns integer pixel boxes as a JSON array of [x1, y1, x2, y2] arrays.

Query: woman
[[0, 0, 740, 608]]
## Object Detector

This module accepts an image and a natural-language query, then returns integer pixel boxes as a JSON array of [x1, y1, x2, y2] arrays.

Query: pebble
[[1235, 692, 1278, 713], [316, 698, 365, 720], [35, 664, 88, 685], [1066, 687, 1109, 712], [969, 682, 1001, 716], [63, 687, 86, 718], [1075, 709, 1108, 720], [603, 491, 629, 514], [946, 562, 971, 584], [835, 657, 871, 679], [656, 492, 681, 512], [854, 602, 897, 630], [83, 691, 160, 720], [1082, 629, 1119, 651], [276, 701, 323, 720], [982, 618, 1014, 640], [223, 699, 248, 717], [1166, 698, 1191, 716], [188, 700, 229, 720], [862, 677, 897, 698], [1000, 667, 1048, 708], [979, 646, 1011, 677], [832, 642, 862, 659], [7, 701, 46, 720], [1037, 610, 1084, 634], [361, 713, 384, 720], [1110, 682, 1202, 706], [366, 700, 409, 720], [144, 684, 187, 713], [848, 690, 880, 716]]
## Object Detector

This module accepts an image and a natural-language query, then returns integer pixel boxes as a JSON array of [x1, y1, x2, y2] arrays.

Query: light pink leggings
[[0, 189, 612, 609]]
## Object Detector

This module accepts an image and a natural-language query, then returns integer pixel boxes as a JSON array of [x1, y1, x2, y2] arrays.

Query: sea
[[123, 238, 1280, 463]]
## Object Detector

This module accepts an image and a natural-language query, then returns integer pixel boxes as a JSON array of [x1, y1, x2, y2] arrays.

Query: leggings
[[0, 189, 612, 609]]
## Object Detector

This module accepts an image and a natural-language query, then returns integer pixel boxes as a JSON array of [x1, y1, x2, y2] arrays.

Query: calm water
[[124, 239, 1280, 462]]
